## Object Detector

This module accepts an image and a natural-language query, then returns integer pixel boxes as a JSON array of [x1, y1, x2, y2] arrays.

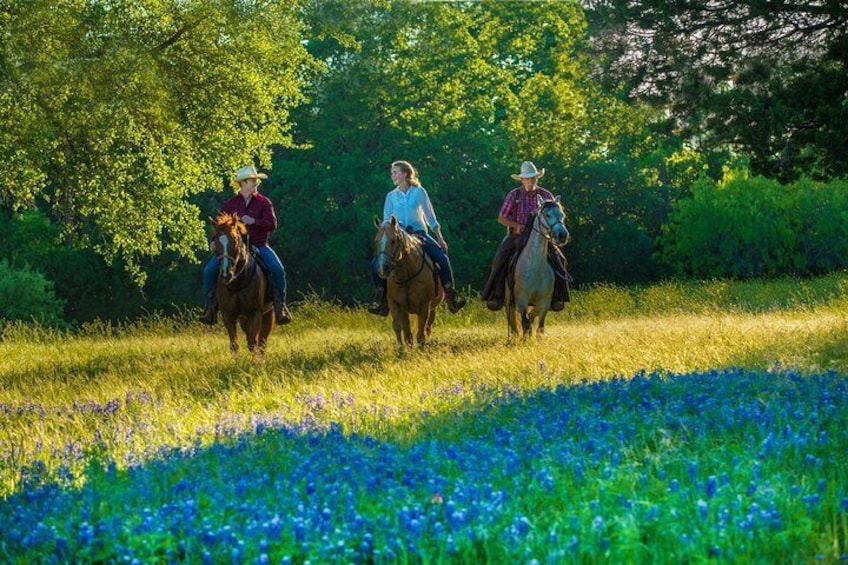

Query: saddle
[[404, 227, 442, 290]]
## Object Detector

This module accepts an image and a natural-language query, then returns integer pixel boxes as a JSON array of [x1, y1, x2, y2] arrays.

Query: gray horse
[[505, 196, 570, 337]]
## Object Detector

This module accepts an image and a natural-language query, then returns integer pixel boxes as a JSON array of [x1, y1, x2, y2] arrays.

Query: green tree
[[586, 0, 848, 180], [275, 0, 647, 299], [0, 259, 65, 325], [0, 0, 314, 284]]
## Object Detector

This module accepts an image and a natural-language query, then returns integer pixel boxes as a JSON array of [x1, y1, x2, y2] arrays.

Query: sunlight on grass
[[2, 274, 847, 496], [1, 276, 847, 562]]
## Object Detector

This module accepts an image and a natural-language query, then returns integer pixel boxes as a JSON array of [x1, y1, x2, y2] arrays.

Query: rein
[[217, 235, 255, 291], [382, 229, 428, 286], [531, 203, 565, 245]]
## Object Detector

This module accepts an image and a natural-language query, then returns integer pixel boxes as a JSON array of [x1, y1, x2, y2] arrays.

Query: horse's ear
[[389, 215, 398, 226], [374, 215, 382, 229], [536, 194, 545, 207], [208, 216, 216, 225], [554, 195, 561, 203]]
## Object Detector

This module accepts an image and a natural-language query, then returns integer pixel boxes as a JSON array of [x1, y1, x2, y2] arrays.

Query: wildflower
[[706, 475, 717, 499]]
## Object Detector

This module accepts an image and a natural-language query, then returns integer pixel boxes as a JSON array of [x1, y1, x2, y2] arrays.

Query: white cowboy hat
[[232, 165, 268, 183], [511, 161, 545, 180]]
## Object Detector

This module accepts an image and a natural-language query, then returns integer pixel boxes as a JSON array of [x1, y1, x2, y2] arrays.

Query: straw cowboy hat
[[231, 165, 268, 187], [511, 161, 545, 181]]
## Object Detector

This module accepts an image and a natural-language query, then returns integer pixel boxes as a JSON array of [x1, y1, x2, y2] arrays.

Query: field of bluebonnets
[[1, 275, 847, 563]]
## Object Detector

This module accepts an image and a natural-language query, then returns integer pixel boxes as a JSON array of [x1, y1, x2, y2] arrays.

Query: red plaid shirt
[[498, 185, 554, 232], [219, 192, 277, 247]]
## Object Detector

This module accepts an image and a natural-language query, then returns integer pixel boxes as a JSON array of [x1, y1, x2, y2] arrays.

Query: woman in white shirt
[[368, 160, 466, 315]]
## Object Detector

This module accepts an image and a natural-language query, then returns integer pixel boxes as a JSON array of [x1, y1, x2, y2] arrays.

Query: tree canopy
[[0, 0, 314, 283], [585, 0, 848, 179]]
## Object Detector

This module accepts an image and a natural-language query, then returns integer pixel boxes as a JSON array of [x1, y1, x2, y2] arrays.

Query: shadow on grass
[[2, 367, 845, 563]]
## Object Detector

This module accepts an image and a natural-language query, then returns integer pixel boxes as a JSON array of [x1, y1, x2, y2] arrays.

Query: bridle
[[532, 202, 567, 245], [376, 224, 427, 285], [214, 229, 251, 287]]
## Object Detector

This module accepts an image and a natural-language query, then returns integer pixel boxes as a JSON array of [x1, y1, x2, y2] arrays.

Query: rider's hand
[[241, 215, 256, 225]]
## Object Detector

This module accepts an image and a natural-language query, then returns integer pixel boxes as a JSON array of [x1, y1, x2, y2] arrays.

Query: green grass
[[2, 274, 847, 498], [1, 276, 847, 563]]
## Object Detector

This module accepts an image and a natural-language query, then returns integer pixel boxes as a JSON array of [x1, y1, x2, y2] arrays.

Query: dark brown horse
[[373, 216, 443, 346], [209, 213, 274, 353]]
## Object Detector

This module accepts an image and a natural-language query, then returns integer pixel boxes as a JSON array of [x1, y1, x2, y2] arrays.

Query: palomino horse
[[505, 195, 570, 337], [373, 215, 443, 346], [209, 213, 274, 353]]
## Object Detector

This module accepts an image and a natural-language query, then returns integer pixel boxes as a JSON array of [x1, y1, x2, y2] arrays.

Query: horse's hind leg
[[245, 313, 264, 352], [257, 312, 273, 355], [223, 320, 240, 354], [537, 309, 549, 337], [505, 288, 519, 337], [423, 304, 437, 344], [416, 306, 431, 346]]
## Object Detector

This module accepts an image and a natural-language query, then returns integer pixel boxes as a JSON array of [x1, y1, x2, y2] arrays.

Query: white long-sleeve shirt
[[382, 185, 440, 233]]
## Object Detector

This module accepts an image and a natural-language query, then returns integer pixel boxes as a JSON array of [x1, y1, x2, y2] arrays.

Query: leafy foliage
[[0, 259, 64, 325], [585, 0, 848, 179], [0, 0, 315, 283], [271, 0, 650, 299], [660, 172, 848, 278]]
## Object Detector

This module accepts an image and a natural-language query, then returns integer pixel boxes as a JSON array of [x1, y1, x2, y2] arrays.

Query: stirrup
[[276, 303, 292, 325], [486, 298, 503, 311], [200, 296, 218, 325], [445, 288, 466, 313]]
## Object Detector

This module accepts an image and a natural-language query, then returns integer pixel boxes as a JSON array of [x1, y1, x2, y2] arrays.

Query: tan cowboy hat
[[232, 165, 268, 184], [511, 161, 545, 180]]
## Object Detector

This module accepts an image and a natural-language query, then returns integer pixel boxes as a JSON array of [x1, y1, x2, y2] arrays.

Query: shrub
[[660, 171, 848, 279], [0, 259, 65, 325]]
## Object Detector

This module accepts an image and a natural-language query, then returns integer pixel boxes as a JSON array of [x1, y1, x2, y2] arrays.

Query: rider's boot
[[367, 287, 389, 317], [273, 288, 292, 325], [444, 285, 467, 313], [486, 296, 504, 311], [200, 291, 218, 325]]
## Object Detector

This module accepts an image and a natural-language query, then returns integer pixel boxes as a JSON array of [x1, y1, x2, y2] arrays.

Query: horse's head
[[536, 195, 570, 246], [373, 215, 410, 279], [209, 213, 248, 283]]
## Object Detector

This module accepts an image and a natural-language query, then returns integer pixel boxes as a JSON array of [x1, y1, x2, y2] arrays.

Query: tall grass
[[1, 275, 846, 562]]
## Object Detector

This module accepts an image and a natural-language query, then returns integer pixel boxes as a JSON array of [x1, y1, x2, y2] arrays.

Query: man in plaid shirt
[[481, 161, 571, 311]]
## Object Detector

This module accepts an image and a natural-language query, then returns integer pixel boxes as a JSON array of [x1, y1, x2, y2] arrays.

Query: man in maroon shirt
[[201, 166, 292, 325], [481, 161, 571, 311]]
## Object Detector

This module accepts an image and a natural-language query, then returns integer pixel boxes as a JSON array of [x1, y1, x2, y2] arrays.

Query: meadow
[[1, 275, 847, 563]]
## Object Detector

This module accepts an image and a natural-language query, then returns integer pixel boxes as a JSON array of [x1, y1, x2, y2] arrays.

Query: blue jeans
[[203, 244, 287, 302], [370, 231, 456, 290]]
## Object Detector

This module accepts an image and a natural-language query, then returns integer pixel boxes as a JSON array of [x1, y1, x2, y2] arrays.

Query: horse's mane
[[539, 198, 563, 214], [213, 213, 247, 236], [377, 220, 422, 256]]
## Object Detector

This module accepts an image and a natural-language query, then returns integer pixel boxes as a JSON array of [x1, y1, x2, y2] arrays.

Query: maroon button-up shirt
[[499, 185, 555, 233], [219, 192, 278, 247]]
